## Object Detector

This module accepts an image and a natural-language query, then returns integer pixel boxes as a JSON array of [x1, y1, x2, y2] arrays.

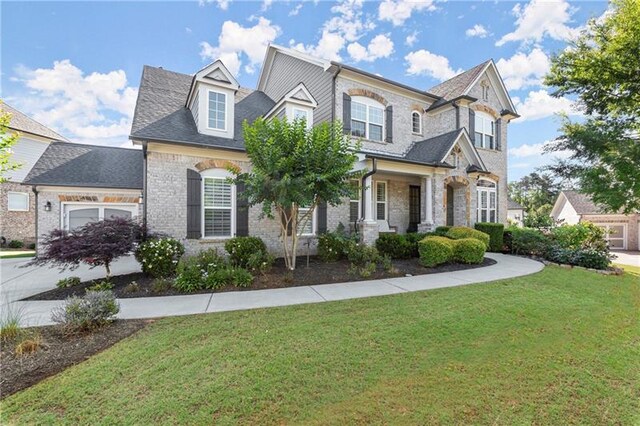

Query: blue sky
[[2, 0, 608, 182]]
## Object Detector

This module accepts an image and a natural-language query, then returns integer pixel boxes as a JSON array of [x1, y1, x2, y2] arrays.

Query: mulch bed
[[1, 319, 149, 398], [25, 256, 497, 301]]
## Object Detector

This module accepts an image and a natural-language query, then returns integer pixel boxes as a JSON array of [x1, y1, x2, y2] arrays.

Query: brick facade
[[0, 182, 36, 245]]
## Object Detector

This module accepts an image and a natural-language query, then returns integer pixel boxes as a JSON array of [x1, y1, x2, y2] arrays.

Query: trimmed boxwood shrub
[[445, 226, 490, 249], [135, 238, 185, 278], [404, 232, 429, 257], [508, 227, 550, 256], [474, 222, 504, 252], [375, 234, 413, 259], [418, 236, 454, 267], [434, 226, 451, 237], [453, 238, 486, 264]]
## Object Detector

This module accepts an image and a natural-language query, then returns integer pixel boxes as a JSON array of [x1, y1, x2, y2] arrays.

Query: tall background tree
[[543, 0, 640, 213], [234, 118, 360, 270], [508, 172, 561, 228], [0, 101, 21, 182]]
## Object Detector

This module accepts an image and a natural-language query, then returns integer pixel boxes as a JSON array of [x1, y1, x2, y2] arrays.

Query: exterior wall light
[[44, 201, 52, 212]]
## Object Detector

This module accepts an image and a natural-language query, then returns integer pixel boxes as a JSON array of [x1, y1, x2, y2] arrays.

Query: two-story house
[[32, 44, 518, 255], [1, 103, 68, 246]]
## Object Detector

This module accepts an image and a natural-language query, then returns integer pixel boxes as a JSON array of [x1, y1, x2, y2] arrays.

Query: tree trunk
[[105, 262, 111, 279]]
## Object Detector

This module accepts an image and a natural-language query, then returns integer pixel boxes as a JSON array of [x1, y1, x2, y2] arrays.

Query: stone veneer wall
[[0, 182, 36, 245]]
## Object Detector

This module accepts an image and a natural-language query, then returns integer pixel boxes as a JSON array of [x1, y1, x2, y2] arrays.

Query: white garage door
[[594, 223, 627, 250], [63, 204, 138, 231]]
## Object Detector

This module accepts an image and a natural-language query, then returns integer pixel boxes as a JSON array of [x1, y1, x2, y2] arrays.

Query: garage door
[[594, 223, 627, 250], [63, 204, 138, 231]]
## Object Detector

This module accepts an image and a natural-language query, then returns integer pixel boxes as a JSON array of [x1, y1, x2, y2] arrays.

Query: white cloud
[[513, 89, 581, 121], [405, 31, 418, 47], [378, 0, 436, 26], [465, 24, 488, 38], [347, 34, 394, 62], [288, 3, 303, 16], [199, 17, 280, 76], [404, 49, 462, 81], [495, 47, 550, 90], [509, 141, 572, 161], [11, 60, 137, 146], [289, 30, 346, 61], [199, 0, 230, 11], [261, 0, 273, 12], [496, 0, 579, 46]]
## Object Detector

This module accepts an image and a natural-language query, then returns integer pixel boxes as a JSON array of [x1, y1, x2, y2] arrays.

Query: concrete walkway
[[611, 251, 639, 267], [4, 253, 544, 328]]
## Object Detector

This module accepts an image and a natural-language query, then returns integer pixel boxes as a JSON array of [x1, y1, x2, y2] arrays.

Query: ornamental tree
[[0, 101, 21, 183], [30, 217, 145, 278], [233, 118, 360, 270]]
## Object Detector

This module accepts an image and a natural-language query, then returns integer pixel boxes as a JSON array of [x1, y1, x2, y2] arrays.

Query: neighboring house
[[551, 190, 639, 251], [31, 44, 519, 255], [25, 142, 143, 243], [507, 198, 526, 227], [1, 103, 68, 246]]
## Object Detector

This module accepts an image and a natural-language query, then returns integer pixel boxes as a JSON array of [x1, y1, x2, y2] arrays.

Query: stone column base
[[417, 222, 435, 233], [358, 221, 379, 246]]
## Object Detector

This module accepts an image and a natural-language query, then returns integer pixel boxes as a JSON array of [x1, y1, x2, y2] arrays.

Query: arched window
[[201, 168, 235, 238], [477, 178, 497, 223], [474, 112, 495, 150], [411, 111, 422, 134], [351, 96, 385, 142]]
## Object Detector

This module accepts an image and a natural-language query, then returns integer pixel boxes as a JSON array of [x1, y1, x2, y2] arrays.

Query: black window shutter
[[343, 93, 351, 135], [495, 118, 502, 151], [317, 201, 327, 234], [385, 105, 393, 143], [469, 109, 476, 146], [186, 169, 202, 239], [236, 181, 249, 236]]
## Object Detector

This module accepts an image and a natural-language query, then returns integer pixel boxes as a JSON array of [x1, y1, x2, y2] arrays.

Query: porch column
[[425, 175, 433, 225], [363, 174, 374, 222]]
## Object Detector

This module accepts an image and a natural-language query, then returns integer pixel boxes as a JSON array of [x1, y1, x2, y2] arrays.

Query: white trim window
[[7, 192, 29, 212], [349, 179, 360, 223], [375, 181, 388, 221], [292, 108, 308, 121], [477, 179, 497, 223], [202, 170, 235, 238], [207, 90, 227, 131], [351, 97, 384, 142], [474, 112, 495, 149], [411, 111, 422, 134], [298, 205, 316, 236]]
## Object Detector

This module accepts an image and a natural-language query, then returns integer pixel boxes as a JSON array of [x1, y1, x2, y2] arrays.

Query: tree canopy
[[508, 172, 561, 228], [0, 101, 21, 183], [233, 118, 360, 270], [543, 0, 640, 213]]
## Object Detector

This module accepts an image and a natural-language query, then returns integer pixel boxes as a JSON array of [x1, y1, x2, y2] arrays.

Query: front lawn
[[4, 266, 639, 424]]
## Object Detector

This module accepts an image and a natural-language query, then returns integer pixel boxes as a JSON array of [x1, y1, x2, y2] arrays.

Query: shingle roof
[[403, 129, 462, 166], [130, 66, 275, 149], [508, 198, 524, 210], [562, 190, 605, 215], [428, 60, 490, 101], [24, 142, 143, 189], [1, 102, 69, 142]]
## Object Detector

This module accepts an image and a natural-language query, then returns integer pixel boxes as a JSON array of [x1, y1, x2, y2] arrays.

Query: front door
[[446, 185, 454, 226], [408, 185, 421, 232]]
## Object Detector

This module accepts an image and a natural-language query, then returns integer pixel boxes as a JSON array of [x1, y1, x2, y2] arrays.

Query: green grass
[[3, 266, 639, 424], [0, 250, 35, 259]]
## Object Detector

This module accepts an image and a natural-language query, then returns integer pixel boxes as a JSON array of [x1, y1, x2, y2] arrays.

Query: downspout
[[453, 100, 460, 129], [360, 158, 377, 220], [142, 141, 148, 232], [32, 186, 38, 254], [331, 64, 342, 123]]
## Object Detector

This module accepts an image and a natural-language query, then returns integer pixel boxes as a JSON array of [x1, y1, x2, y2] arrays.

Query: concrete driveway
[[611, 251, 640, 267], [0, 255, 141, 305]]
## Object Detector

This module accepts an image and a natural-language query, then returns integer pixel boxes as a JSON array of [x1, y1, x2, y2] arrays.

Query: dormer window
[[264, 83, 317, 129], [351, 97, 384, 142], [411, 111, 422, 134], [293, 108, 308, 122], [208, 90, 227, 131]]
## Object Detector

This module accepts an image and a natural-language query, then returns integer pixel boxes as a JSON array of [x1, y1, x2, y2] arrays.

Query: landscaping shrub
[[8, 240, 24, 249], [123, 281, 140, 294], [508, 227, 550, 256], [571, 248, 611, 270], [174, 249, 253, 292], [453, 238, 486, 264], [404, 232, 429, 257], [317, 225, 357, 262], [174, 257, 206, 293], [15, 334, 42, 356], [375, 234, 413, 259], [27, 242, 36, 250], [503, 230, 513, 253], [135, 238, 185, 278], [347, 244, 380, 277], [225, 237, 272, 272], [51, 290, 119, 332], [56, 276, 81, 289], [551, 222, 608, 251], [474, 222, 504, 252], [446, 226, 490, 249], [0, 306, 22, 342], [231, 268, 254, 287], [418, 236, 454, 267], [87, 280, 114, 292], [434, 226, 451, 237], [152, 278, 173, 293]]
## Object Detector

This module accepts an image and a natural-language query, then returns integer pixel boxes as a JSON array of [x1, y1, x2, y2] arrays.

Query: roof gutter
[[32, 186, 38, 254], [142, 142, 148, 232], [364, 153, 455, 169], [360, 158, 377, 221], [331, 64, 342, 123], [425, 95, 477, 114]]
